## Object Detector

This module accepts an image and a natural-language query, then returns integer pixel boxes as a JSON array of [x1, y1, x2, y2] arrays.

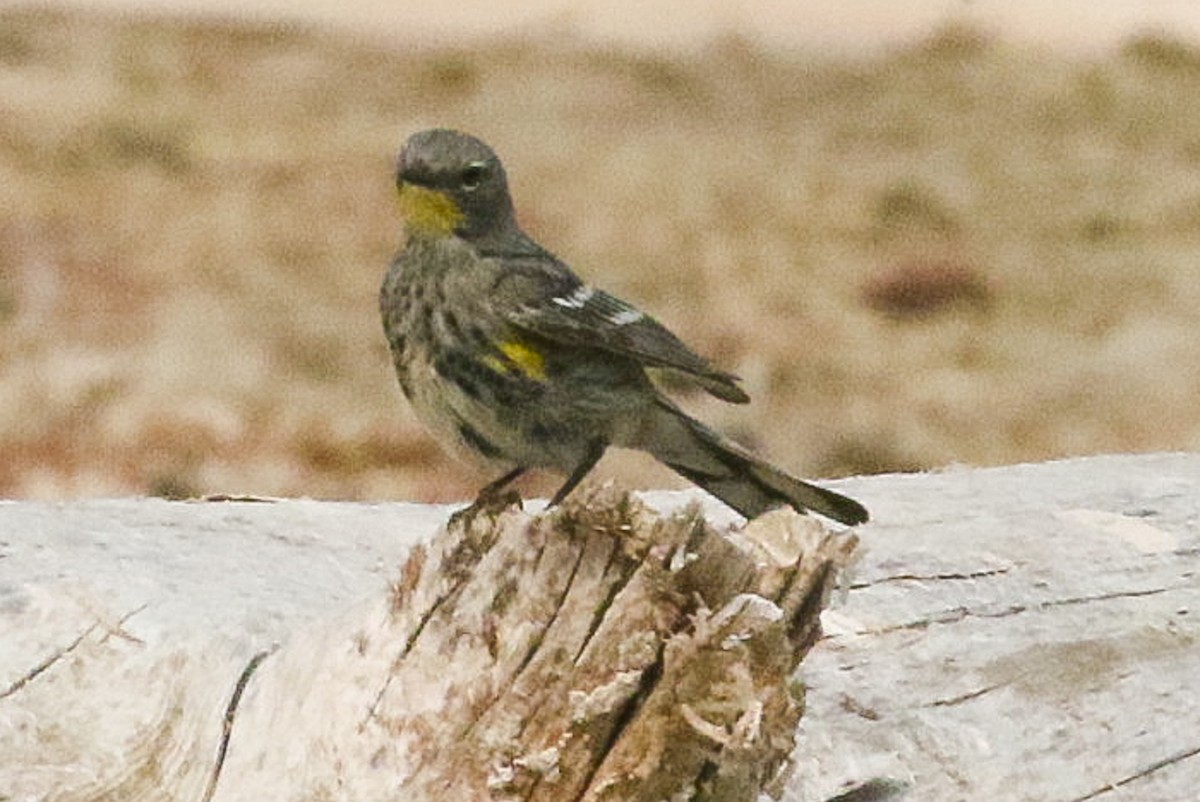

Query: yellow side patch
[[396, 183, 463, 236], [485, 339, 547, 381]]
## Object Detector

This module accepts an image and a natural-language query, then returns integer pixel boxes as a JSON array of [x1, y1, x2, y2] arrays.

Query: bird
[[379, 129, 868, 526]]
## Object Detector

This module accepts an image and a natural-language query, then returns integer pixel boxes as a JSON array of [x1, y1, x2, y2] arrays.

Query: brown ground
[[1, 8, 1198, 502]]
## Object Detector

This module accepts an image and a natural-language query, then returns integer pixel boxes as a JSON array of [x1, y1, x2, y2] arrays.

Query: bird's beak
[[394, 147, 413, 192]]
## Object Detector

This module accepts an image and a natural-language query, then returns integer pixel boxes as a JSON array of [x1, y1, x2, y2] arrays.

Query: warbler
[[380, 129, 868, 526]]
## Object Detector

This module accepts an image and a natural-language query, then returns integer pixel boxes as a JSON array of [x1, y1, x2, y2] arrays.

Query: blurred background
[[1, 1, 1199, 502]]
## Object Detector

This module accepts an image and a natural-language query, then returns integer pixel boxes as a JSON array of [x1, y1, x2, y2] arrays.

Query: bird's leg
[[448, 466, 526, 529], [475, 466, 527, 502], [548, 439, 606, 507]]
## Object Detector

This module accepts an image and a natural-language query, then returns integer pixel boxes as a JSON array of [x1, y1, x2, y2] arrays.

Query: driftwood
[[797, 453, 1200, 802], [2, 453, 1198, 801], [0, 485, 854, 801]]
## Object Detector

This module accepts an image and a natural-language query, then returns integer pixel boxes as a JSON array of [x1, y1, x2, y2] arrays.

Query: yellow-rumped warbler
[[381, 129, 867, 526]]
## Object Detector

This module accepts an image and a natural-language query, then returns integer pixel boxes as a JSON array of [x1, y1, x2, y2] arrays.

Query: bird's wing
[[493, 256, 749, 404]]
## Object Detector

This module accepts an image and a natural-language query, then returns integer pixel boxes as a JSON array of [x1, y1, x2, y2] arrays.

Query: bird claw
[[447, 488, 524, 530]]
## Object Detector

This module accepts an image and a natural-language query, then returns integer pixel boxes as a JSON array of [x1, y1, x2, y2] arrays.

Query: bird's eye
[[460, 162, 487, 191]]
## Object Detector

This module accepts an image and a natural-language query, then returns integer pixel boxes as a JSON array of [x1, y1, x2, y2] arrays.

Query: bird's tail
[[630, 399, 869, 526]]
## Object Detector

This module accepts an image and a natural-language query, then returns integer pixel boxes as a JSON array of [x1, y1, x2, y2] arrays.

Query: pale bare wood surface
[[2, 454, 1198, 801], [0, 498, 442, 800], [796, 453, 1200, 802], [0, 486, 853, 801]]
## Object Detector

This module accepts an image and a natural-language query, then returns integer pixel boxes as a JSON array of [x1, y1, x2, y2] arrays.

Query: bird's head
[[395, 129, 515, 240]]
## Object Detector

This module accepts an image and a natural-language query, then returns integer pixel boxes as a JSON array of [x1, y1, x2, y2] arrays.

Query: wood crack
[[1067, 743, 1200, 801], [874, 584, 1177, 634], [1, 605, 146, 699], [516, 540, 590, 678], [1041, 585, 1172, 609], [457, 540, 592, 741], [365, 518, 499, 728], [849, 566, 1011, 589], [571, 544, 634, 667], [571, 643, 666, 801], [926, 682, 1008, 707], [1, 623, 99, 698], [202, 647, 276, 802]]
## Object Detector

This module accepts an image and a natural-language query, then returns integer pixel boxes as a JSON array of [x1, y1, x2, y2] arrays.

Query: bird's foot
[[447, 487, 524, 530]]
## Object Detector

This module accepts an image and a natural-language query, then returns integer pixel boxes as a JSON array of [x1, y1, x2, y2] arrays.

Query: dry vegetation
[[1, 9, 1198, 501]]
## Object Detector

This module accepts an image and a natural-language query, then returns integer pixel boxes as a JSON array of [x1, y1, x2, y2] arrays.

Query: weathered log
[[0, 484, 855, 801], [4, 454, 1198, 801], [796, 453, 1200, 802]]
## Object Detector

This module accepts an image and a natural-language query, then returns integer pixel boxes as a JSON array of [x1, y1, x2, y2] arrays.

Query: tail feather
[[632, 400, 869, 526]]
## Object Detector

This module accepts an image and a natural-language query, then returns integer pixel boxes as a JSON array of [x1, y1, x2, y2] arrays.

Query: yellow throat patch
[[397, 183, 464, 236]]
